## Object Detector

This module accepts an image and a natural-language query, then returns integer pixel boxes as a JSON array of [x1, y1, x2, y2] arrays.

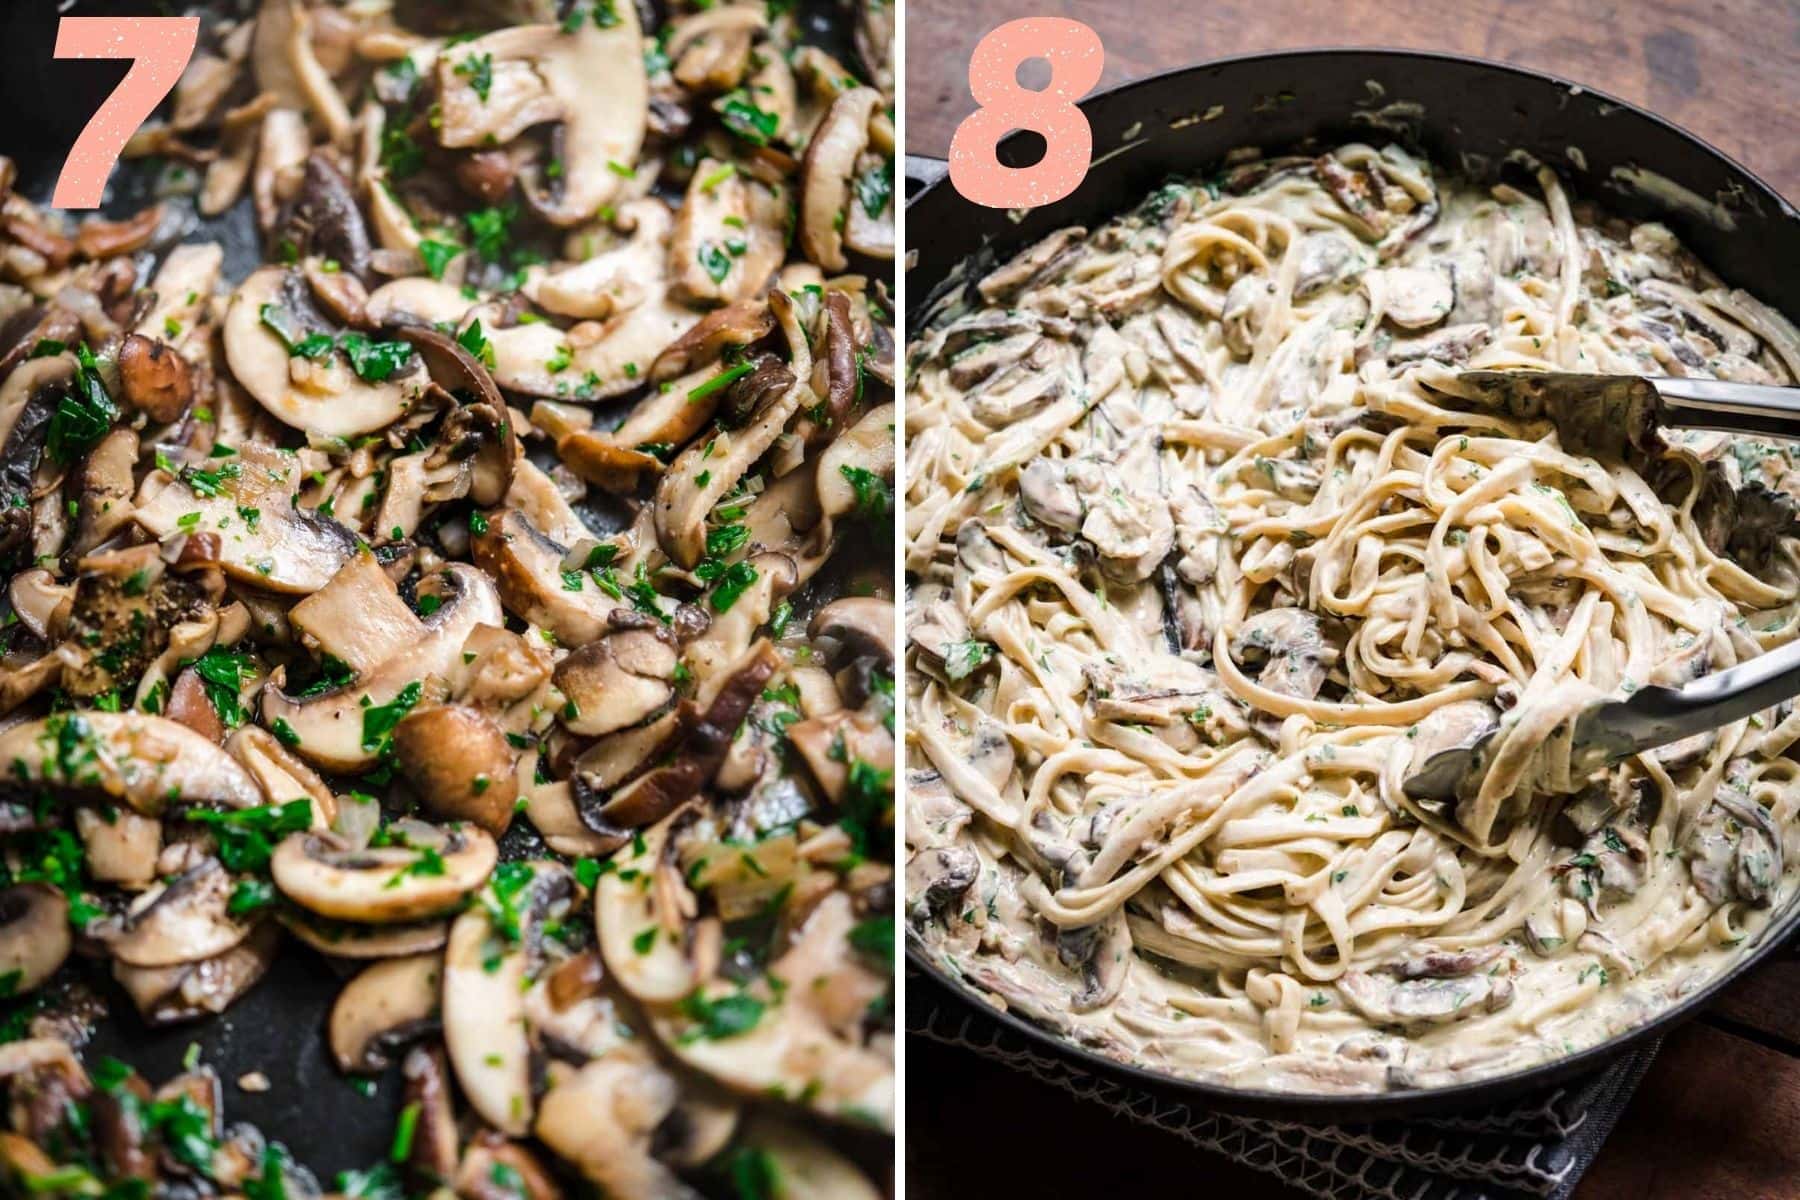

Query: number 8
[[948, 18, 1104, 210]]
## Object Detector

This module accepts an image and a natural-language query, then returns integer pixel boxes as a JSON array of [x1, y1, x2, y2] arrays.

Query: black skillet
[[905, 48, 1800, 1121], [0, 0, 883, 1181]]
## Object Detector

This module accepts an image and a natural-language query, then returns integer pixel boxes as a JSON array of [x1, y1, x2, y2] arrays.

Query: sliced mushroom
[[391, 704, 519, 834], [0, 886, 69, 995], [655, 300, 812, 568], [224, 266, 429, 437], [456, 1133, 565, 1200], [1229, 608, 1340, 703], [798, 88, 882, 272], [442, 862, 572, 1135], [0, 712, 264, 815], [100, 858, 250, 969], [112, 920, 280, 1025], [810, 597, 894, 670], [328, 952, 443, 1074], [816, 401, 894, 530], [470, 507, 621, 645], [271, 822, 497, 923], [280, 910, 451, 959], [670, 159, 787, 305], [75, 807, 161, 887], [435, 18, 648, 228], [133, 440, 359, 594], [554, 630, 677, 737], [262, 554, 504, 770], [655, 892, 892, 1130], [1374, 266, 1454, 329]]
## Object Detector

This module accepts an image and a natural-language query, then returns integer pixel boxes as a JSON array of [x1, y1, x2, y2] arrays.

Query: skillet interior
[[0, 0, 886, 1178], [904, 47, 1800, 1120]]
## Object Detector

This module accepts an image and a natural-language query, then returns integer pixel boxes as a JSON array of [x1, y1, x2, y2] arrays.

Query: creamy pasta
[[904, 142, 1800, 1091]]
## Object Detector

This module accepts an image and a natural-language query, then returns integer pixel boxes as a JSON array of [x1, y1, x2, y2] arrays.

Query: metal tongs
[[1404, 370, 1800, 803]]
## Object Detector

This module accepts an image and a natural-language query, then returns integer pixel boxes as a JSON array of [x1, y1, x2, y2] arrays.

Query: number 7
[[52, 17, 200, 210]]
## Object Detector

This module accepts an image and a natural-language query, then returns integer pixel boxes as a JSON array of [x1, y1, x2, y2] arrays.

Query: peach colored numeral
[[948, 18, 1104, 209], [52, 17, 200, 209]]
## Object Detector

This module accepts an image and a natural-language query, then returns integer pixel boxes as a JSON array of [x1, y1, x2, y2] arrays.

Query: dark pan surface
[[0, 0, 880, 1182], [905, 47, 1800, 1121]]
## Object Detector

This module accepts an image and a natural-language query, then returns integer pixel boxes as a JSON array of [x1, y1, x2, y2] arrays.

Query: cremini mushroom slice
[[99, 858, 252, 969], [552, 628, 677, 737], [533, 1047, 697, 1200], [470, 507, 622, 645], [798, 87, 882, 272], [271, 820, 497, 923], [0, 712, 264, 816], [732, 1114, 883, 1200], [280, 910, 452, 959], [594, 811, 697, 1005], [225, 726, 336, 828], [364, 277, 478, 328], [391, 704, 519, 834], [224, 265, 429, 437], [0, 885, 70, 995], [262, 553, 503, 771], [442, 861, 574, 1135], [328, 951, 443, 1074], [486, 205, 699, 400]]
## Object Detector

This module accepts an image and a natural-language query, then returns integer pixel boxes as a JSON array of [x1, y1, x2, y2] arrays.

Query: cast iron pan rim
[[904, 45, 1800, 1119]]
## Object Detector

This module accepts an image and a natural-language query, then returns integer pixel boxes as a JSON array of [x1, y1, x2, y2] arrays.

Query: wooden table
[[904, 3, 1800, 1196]]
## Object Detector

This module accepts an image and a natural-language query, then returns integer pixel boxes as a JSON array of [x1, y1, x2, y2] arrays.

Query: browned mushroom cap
[[391, 705, 519, 835], [810, 597, 894, 667], [274, 153, 373, 281], [328, 952, 443, 1074], [553, 629, 677, 738], [115, 334, 193, 423], [648, 300, 774, 382], [0, 885, 69, 995]]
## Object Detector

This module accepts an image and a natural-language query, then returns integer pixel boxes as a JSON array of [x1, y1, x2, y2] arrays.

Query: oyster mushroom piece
[[595, 813, 697, 1004], [391, 705, 520, 835], [0, 886, 69, 995], [328, 952, 443, 1074], [1229, 608, 1340, 702], [101, 858, 250, 968], [0, 358, 75, 548], [433, 18, 647, 228], [799, 87, 883, 272], [733, 1114, 882, 1200], [0, 712, 264, 815], [261, 554, 504, 771], [654, 309, 812, 570], [526, 198, 670, 322], [470, 508, 623, 645], [133, 441, 358, 594], [534, 1049, 700, 1200], [112, 920, 281, 1025], [816, 402, 895, 528], [223, 266, 429, 437], [654, 892, 893, 1130], [553, 630, 677, 738], [271, 821, 498, 923], [670, 158, 788, 305]]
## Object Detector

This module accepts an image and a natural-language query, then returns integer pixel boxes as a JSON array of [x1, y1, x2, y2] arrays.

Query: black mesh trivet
[[908, 971, 1659, 1200]]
